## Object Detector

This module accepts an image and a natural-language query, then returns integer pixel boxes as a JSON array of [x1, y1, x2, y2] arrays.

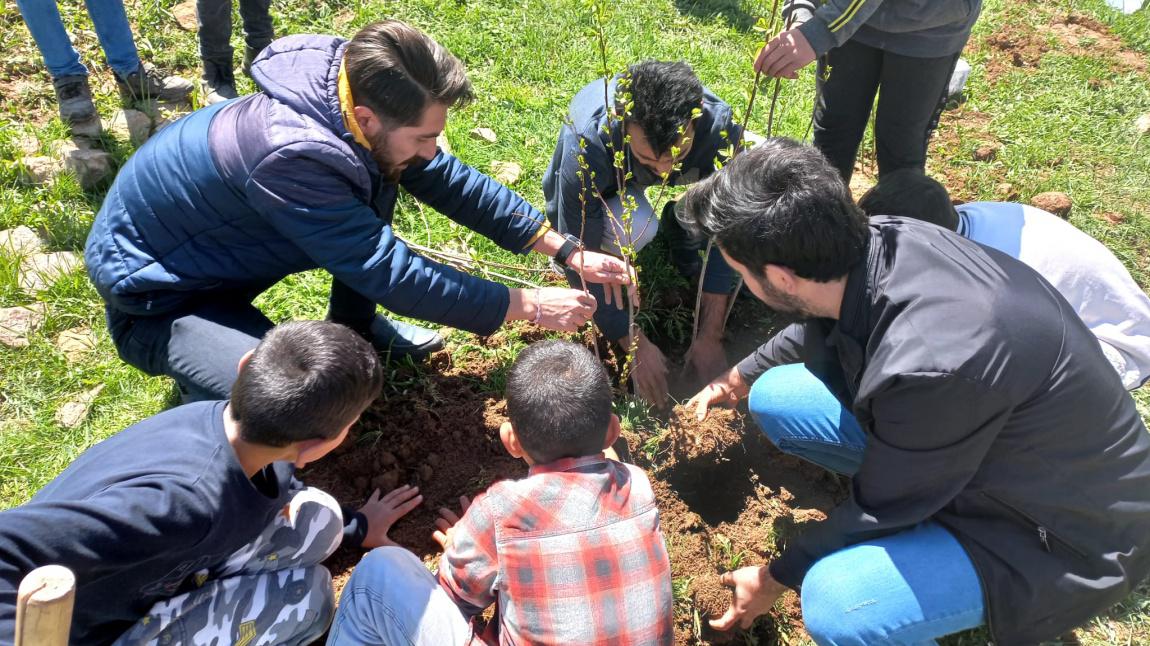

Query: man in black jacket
[[680, 138, 1150, 645]]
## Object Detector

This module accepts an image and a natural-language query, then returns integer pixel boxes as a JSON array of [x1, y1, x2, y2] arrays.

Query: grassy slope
[[1, 0, 1148, 642]]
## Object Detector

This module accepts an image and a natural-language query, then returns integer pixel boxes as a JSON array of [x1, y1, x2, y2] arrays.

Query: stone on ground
[[491, 160, 522, 185], [469, 127, 498, 143], [436, 133, 452, 155], [108, 109, 152, 146], [0, 226, 45, 257], [172, 0, 198, 30], [995, 182, 1020, 201], [0, 303, 47, 348], [973, 144, 1000, 162], [55, 326, 99, 362], [19, 251, 82, 293], [59, 143, 115, 189], [1031, 191, 1073, 218], [19, 156, 60, 185], [55, 384, 106, 429], [1137, 114, 1150, 135]]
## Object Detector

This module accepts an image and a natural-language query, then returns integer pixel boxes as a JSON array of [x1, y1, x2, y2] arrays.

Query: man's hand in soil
[[754, 26, 816, 79], [359, 485, 423, 549], [629, 331, 670, 408], [688, 366, 750, 421], [710, 565, 787, 632], [568, 250, 637, 309], [507, 287, 597, 333], [432, 495, 472, 550]]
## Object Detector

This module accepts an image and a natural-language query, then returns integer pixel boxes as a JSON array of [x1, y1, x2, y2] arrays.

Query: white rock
[[19, 251, 82, 293], [55, 326, 99, 362], [436, 133, 452, 155], [0, 303, 47, 348], [469, 127, 498, 143], [55, 384, 105, 429], [19, 156, 61, 185], [491, 161, 522, 185], [1137, 113, 1150, 135], [62, 147, 115, 189], [0, 226, 44, 257], [108, 109, 152, 146]]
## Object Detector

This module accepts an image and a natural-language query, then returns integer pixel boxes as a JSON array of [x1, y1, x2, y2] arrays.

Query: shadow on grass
[[674, 0, 757, 31]]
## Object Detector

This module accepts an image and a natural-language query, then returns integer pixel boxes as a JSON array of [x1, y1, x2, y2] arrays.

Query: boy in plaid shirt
[[328, 340, 674, 645]]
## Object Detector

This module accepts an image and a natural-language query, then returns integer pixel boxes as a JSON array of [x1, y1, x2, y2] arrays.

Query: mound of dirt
[[667, 404, 745, 463]]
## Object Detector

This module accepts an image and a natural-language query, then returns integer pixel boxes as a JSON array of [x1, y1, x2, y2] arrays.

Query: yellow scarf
[[338, 59, 372, 149]]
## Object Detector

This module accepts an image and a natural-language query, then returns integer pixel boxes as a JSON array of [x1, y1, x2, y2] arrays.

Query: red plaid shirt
[[437, 455, 673, 645]]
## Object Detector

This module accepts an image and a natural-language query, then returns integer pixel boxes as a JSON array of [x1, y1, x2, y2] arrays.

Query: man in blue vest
[[86, 20, 631, 402]]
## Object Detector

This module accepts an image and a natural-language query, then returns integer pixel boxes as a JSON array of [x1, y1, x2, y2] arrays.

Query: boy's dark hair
[[677, 137, 869, 281], [345, 20, 474, 127], [858, 169, 958, 231], [627, 61, 704, 157], [230, 321, 383, 447], [505, 340, 613, 464]]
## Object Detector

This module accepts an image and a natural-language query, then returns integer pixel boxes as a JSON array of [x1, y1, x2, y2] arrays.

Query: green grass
[[1, 0, 1149, 643]]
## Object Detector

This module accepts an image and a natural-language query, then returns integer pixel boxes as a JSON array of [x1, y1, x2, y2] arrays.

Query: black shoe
[[115, 63, 194, 103], [52, 75, 102, 137], [242, 44, 267, 78], [364, 314, 445, 361], [201, 60, 238, 105]]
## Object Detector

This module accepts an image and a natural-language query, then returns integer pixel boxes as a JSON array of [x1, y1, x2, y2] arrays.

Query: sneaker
[[201, 60, 238, 105], [365, 314, 445, 361], [115, 63, 194, 103], [52, 75, 102, 138]]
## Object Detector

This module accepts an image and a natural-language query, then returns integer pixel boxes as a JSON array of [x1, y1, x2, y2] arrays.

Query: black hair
[[627, 61, 704, 156], [677, 137, 869, 281], [858, 169, 959, 231], [230, 321, 383, 447], [505, 340, 613, 464], [345, 20, 474, 127]]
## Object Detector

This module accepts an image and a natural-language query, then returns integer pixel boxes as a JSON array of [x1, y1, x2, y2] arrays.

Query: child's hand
[[432, 496, 472, 550], [359, 485, 423, 549]]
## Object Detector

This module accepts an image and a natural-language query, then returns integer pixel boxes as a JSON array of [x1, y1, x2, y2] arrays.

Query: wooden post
[[15, 565, 75, 646]]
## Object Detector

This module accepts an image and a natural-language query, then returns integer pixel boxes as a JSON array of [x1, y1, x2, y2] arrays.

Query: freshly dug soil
[[305, 317, 846, 644]]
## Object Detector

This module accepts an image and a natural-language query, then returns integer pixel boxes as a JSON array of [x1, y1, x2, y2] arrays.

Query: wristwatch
[[554, 233, 584, 269]]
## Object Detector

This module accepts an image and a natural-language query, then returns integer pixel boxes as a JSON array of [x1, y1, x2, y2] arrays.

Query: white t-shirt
[[957, 201, 1150, 390]]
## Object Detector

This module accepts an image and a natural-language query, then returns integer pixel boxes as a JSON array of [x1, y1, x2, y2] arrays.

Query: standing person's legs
[[327, 546, 473, 646], [113, 488, 344, 646], [812, 40, 884, 185], [80, 0, 142, 78], [801, 522, 985, 645], [237, 0, 273, 60], [196, 0, 234, 72], [14, 0, 88, 78], [748, 364, 868, 475], [106, 291, 275, 402], [872, 50, 962, 177]]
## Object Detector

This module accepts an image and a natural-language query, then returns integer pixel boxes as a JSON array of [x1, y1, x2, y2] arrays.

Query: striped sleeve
[[791, 0, 887, 56]]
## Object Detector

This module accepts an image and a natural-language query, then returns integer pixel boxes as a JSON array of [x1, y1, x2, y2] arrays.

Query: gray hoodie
[[785, 0, 982, 58]]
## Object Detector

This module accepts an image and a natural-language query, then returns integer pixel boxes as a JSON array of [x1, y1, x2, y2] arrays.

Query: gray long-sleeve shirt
[[785, 0, 982, 58]]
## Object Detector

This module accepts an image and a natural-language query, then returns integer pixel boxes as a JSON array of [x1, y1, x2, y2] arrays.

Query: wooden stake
[[15, 565, 75, 646]]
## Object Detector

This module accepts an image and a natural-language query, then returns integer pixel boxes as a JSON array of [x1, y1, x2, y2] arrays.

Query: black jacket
[[741, 218, 1150, 645]]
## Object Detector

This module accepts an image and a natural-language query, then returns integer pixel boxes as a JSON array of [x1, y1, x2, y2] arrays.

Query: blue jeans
[[749, 364, 986, 645], [196, 0, 273, 66], [15, 0, 140, 79], [327, 547, 472, 646]]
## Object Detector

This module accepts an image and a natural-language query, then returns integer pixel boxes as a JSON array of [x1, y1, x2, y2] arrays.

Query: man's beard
[[369, 131, 423, 183], [759, 276, 817, 320]]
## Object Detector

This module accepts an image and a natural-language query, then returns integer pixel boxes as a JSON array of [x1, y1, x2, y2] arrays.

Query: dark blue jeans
[[106, 279, 375, 402], [196, 0, 273, 67]]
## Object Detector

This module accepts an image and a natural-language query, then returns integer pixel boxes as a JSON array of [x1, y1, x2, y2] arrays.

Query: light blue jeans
[[327, 547, 472, 646], [749, 364, 986, 646], [15, 0, 140, 79]]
